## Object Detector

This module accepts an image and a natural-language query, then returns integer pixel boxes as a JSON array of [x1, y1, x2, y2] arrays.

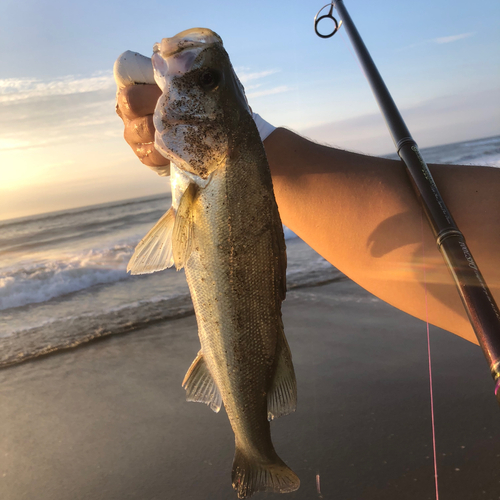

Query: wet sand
[[1, 278, 499, 500]]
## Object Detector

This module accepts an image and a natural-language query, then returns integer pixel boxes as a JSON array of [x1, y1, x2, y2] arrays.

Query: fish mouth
[[153, 28, 222, 81], [153, 28, 222, 59]]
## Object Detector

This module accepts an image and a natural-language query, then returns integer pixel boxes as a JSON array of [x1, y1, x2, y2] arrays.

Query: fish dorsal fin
[[127, 206, 175, 275], [267, 325, 297, 421], [172, 183, 199, 270], [182, 351, 222, 413]]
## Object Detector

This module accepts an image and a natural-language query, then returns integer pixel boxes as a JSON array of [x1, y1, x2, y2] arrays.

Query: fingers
[[125, 115, 155, 145], [124, 114, 167, 167], [133, 142, 168, 167], [117, 84, 162, 120], [116, 84, 169, 168]]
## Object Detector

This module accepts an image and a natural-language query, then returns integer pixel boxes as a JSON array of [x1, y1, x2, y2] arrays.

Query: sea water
[[1, 135, 499, 366]]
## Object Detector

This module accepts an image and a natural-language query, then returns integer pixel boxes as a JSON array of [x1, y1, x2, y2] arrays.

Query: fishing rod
[[314, 1, 500, 406]]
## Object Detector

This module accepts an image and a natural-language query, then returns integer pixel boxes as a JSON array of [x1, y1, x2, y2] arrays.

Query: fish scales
[[127, 27, 299, 498], [186, 142, 281, 450]]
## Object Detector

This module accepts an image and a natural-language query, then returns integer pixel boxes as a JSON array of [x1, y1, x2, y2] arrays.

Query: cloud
[[0, 66, 284, 153], [397, 32, 475, 51], [0, 70, 118, 152], [235, 68, 287, 99], [434, 32, 474, 44], [0, 71, 115, 103], [247, 86, 290, 99], [245, 83, 263, 91], [298, 88, 500, 156], [238, 69, 279, 84]]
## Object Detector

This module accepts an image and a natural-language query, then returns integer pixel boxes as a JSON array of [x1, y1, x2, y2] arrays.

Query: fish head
[[152, 28, 250, 179]]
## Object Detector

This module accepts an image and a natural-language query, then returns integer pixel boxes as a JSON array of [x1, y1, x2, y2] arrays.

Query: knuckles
[[124, 116, 155, 145], [117, 85, 161, 120], [116, 84, 168, 168], [116, 89, 133, 118]]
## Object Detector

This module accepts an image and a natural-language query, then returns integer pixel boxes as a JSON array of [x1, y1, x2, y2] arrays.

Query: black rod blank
[[330, 0, 500, 404]]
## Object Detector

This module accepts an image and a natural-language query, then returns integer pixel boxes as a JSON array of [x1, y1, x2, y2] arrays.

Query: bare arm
[[117, 85, 500, 344], [265, 128, 500, 344]]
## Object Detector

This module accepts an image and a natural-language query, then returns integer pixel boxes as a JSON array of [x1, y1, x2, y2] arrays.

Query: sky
[[0, 0, 498, 221]]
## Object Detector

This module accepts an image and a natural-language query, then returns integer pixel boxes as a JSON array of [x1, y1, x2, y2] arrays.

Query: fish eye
[[199, 69, 220, 90]]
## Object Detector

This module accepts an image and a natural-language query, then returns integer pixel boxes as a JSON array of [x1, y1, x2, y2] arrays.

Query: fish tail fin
[[231, 446, 300, 499]]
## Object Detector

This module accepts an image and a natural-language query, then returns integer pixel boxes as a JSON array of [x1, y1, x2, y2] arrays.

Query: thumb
[[113, 51, 155, 94]]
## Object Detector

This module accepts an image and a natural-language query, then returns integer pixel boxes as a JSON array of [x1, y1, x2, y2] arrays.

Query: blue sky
[[0, 0, 499, 220]]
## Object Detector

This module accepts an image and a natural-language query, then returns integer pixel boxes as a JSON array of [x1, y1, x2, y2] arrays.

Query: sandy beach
[[1, 277, 499, 500]]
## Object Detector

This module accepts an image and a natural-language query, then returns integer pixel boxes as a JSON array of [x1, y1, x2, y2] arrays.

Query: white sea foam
[[462, 136, 499, 147], [0, 225, 298, 311], [0, 243, 135, 310], [469, 153, 500, 168]]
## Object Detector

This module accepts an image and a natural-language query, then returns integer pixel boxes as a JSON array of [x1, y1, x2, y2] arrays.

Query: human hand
[[114, 51, 170, 175], [113, 50, 276, 174]]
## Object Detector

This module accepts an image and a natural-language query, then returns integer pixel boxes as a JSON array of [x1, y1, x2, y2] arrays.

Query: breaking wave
[[1, 228, 298, 312], [0, 243, 134, 310], [0, 264, 345, 368]]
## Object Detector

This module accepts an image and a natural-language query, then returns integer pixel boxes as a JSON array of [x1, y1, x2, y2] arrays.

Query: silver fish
[[128, 28, 299, 498]]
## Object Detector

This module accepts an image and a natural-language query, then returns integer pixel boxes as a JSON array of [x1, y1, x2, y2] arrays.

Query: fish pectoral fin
[[182, 351, 222, 413], [127, 206, 175, 275], [267, 326, 297, 421], [172, 183, 199, 270]]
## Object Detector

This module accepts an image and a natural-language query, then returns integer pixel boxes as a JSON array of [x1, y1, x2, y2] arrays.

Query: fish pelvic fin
[[172, 183, 199, 270], [267, 323, 297, 421], [232, 447, 300, 499], [127, 206, 175, 275], [182, 351, 222, 413]]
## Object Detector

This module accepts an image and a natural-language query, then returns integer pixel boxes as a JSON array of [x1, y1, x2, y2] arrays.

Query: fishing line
[[326, 1, 500, 410], [421, 209, 440, 500], [309, 319, 324, 499], [338, 30, 366, 80], [339, 27, 443, 491], [315, 9, 442, 497]]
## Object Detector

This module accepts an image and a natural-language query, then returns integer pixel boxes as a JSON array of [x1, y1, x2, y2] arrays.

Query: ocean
[[1, 135, 499, 367]]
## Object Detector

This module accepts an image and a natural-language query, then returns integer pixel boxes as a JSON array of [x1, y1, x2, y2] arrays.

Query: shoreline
[[0, 239, 345, 370], [1, 278, 499, 499]]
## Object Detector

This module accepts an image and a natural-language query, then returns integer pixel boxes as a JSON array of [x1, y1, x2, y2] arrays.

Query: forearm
[[115, 82, 499, 343], [264, 128, 500, 344]]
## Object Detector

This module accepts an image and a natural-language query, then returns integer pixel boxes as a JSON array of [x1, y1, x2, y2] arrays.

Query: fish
[[127, 28, 299, 498]]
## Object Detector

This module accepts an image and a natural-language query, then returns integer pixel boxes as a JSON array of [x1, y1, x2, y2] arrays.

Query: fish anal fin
[[172, 183, 199, 270], [267, 326, 297, 421], [127, 206, 175, 275], [182, 351, 222, 413]]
